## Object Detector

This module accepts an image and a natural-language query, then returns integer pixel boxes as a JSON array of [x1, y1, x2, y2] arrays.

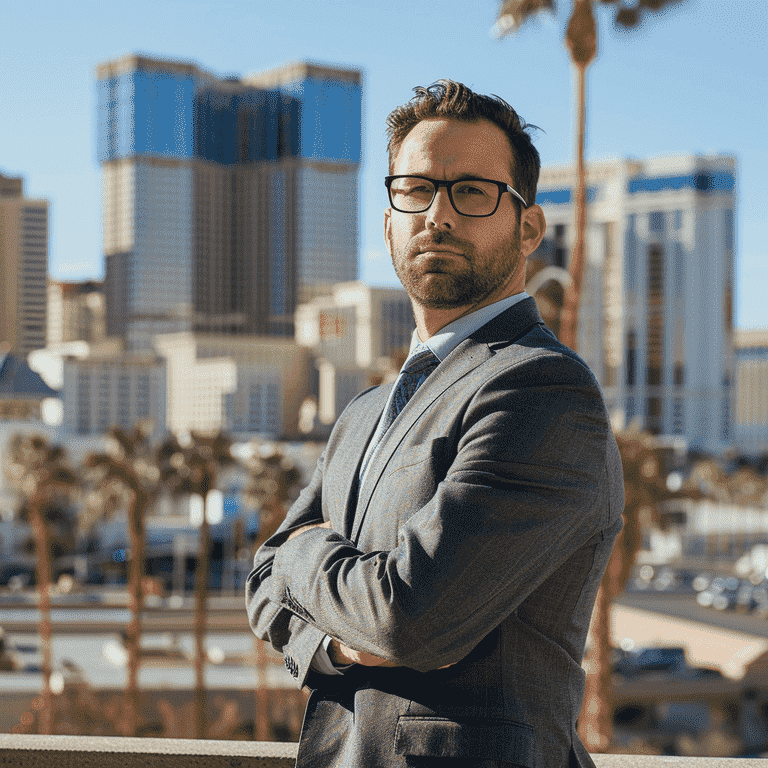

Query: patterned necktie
[[360, 344, 440, 482]]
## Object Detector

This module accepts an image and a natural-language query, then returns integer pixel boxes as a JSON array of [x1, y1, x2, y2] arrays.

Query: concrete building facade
[[533, 153, 736, 455], [47, 280, 106, 346], [0, 172, 48, 356], [60, 345, 167, 437], [295, 281, 413, 424], [733, 328, 768, 458], [153, 333, 313, 439]]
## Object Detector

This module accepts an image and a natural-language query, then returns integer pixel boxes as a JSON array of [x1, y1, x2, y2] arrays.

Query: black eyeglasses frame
[[385, 174, 528, 217]]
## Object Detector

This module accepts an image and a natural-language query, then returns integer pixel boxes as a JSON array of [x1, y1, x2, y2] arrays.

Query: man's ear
[[383, 207, 393, 256], [520, 204, 546, 258]]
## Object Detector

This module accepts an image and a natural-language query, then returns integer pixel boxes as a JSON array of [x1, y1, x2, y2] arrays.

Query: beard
[[391, 228, 523, 310]]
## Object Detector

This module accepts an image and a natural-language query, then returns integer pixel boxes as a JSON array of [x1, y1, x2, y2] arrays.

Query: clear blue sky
[[1, 0, 766, 328]]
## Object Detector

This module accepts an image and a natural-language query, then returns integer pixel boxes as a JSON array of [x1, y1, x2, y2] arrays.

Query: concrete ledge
[[0, 734, 298, 767], [0, 735, 766, 767], [591, 757, 767, 768]]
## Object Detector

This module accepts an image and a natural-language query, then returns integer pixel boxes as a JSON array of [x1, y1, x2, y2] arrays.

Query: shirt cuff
[[309, 635, 352, 675]]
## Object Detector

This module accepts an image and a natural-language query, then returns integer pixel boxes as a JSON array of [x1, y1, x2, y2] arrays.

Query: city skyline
[[1, 0, 766, 328]]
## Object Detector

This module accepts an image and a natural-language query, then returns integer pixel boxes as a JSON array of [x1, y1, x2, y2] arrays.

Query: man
[[247, 80, 624, 768]]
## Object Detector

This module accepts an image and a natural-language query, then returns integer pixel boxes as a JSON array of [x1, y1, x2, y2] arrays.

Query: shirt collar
[[409, 292, 530, 362]]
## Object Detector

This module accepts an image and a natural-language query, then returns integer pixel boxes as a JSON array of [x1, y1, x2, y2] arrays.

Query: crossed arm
[[285, 520, 395, 668], [247, 354, 619, 677]]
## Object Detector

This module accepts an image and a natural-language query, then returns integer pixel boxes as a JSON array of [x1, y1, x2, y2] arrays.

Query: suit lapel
[[351, 338, 492, 543], [336, 383, 391, 539], [350, 297, 545, 544]]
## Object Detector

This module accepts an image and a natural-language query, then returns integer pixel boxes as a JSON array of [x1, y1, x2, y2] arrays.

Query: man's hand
[[327, 638, 399, 667], [285, 520, 332, 543], [328, 639, 455, 670]]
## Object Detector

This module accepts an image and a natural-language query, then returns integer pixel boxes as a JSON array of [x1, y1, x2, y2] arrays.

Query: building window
[[648, 211, 664, 232], [673, 210, 683, 230], [624, 215, 637, 294], [672, 397, 684, 435], [674, 364, 685, 388], [646, 396, 662, 433], [646, 244, 664, 387], [723, 208, 734, 252], [673, 242, 685, 299], [626, 331, 636, 387]]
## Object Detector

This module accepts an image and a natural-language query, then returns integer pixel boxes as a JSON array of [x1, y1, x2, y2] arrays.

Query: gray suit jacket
[[246, 298, 624, 767]]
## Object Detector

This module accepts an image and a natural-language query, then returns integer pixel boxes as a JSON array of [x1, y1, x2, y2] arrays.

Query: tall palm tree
[[4, 434, 79, 735], [496, 0, 685, 350], [82, 423, 160, 736], [243, 442, 303, 740], [581, 425, 696, 751], [166, 431, 234, 739]]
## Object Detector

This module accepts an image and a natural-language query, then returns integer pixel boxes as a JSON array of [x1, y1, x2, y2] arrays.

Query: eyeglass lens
[[389, 177, 502, 216]]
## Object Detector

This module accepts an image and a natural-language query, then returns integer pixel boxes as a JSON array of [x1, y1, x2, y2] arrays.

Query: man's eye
[[455, 184, 488, 196]]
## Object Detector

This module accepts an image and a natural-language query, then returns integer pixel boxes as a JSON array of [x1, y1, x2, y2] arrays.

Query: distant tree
[[82, 422, 162, 736], [244, 443, 303, 551], [580, 424, 697, 751], [4, 434, 79, 734], [163, 431, 234, 740], [496, 0, 686, 351], [242, 442, 303, 740]]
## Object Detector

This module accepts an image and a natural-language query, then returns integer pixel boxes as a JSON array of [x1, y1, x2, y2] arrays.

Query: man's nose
[[425, 187, 456, 229]]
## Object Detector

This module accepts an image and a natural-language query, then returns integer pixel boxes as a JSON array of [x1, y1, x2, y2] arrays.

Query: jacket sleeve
[[245, 454, 329, 687], [268, 352, 625, 673]]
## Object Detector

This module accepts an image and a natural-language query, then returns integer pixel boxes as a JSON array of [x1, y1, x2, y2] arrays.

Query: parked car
[[696, 575, 740, 610], [613, 647, 688, 678], [0, 563, 36, 589]]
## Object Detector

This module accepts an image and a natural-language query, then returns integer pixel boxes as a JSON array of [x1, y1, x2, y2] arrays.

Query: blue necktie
[[360, 344, 440, 482]]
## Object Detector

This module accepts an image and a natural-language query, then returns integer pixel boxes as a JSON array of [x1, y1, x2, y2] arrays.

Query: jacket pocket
[[394, 716, 535, 765]]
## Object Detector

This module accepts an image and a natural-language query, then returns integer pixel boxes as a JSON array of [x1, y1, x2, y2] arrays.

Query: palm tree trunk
[[125, 493, 145, 736], [579, 584, 612, 752], [31, 497, 53, 735], [194, 501, 210, 739], [560, 60, 588, 350]]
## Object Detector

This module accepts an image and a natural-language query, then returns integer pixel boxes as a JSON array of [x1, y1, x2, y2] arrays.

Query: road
[[613, 592, 768, 679]]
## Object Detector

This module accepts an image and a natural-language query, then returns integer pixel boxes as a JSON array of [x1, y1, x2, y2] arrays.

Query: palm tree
[[245, 443, 303, 551], [243, 442, 303, 740], [82, 423, 161, 736], [165, 431, 234, 739], [4, 434, 79, 735], [495, 0, 686, 350], [580, 425, 697, 751]]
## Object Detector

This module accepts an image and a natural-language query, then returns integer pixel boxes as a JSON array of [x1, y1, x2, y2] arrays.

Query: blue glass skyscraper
[[96, 55, 361, 349]]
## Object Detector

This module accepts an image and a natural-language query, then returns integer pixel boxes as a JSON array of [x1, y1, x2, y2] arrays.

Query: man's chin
[[408, 274, 475, 309]]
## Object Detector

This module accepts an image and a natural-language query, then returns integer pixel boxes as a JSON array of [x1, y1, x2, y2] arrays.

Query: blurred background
[[1, 0, 767, 757]]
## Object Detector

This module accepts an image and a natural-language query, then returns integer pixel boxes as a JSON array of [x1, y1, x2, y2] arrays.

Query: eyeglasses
[[385, 175, 528, 217]]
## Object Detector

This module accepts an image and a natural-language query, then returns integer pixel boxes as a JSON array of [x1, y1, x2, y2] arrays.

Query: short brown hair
[[386, 80, 540, 209]]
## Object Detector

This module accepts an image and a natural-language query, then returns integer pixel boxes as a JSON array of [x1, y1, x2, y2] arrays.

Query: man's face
[[384, 118, 524, 311]]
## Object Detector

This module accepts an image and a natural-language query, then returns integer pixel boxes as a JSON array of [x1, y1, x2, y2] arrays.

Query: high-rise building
[[532, 154, 736, 455], [47, 280, 106, 345], [95, 54, 361, 351], [733, 328, 768, 458], [0, 172, 48, 356]]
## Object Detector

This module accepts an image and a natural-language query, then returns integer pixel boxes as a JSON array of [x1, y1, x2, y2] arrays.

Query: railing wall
[[0, 735, 766, 768]]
